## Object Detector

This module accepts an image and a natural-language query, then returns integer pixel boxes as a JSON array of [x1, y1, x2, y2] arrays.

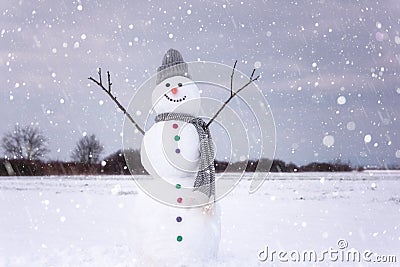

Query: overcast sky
[[0, 0, 399, 167]]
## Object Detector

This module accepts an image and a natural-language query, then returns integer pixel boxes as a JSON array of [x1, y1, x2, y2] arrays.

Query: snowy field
[[1, 171, 400, 267]]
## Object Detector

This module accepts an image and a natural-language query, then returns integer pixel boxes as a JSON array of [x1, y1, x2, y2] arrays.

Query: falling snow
[[254, 61, 261, 69], [0, 0, 398, 168], [322, 135, 335, 148], [337, 96, 346, 105], [364, 134, 372, 143], [346, 121, 356, 131]]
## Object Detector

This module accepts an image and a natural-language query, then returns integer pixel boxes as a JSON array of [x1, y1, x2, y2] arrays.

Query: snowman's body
[[141, 120, 200, 186], [133, 72, 221, 266], [133, 186, 221, 266]]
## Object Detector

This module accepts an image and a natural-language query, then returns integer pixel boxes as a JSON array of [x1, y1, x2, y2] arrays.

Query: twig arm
[[88, 69, 145, 135], [107, 71, 112, 92], [206, 64, 260, 128], [230, 60, 237, 97]]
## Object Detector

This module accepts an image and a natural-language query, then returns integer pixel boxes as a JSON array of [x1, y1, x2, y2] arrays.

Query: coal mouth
[[164, 94, 187, 102]]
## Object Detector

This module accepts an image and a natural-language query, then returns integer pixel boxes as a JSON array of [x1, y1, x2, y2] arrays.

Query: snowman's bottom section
[[132, 192, 221, 266]]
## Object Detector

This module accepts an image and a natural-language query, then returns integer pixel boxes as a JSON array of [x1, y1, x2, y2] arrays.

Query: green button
[[177, 235, 183, 242], [176, 184, 181, 189], [174, 135, 180, 141]]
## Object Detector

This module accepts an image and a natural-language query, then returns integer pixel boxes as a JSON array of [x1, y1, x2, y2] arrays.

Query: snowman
[[132, 49, 221, 266]]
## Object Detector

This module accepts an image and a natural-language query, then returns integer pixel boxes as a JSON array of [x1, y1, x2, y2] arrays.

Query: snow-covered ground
[[1, 171, 399, 267]]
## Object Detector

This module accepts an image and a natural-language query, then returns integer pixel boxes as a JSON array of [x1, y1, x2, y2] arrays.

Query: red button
[[173, 123, 178, 129], [177, 197, 183, 203]]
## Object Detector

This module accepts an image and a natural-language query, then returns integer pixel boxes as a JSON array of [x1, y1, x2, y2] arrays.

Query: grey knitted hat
[[156, 48, 191, 85]]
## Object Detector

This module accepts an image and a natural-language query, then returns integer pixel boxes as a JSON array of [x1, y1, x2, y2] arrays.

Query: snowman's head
[[152, 75, 201, 115], [152, 48, 200, 115]]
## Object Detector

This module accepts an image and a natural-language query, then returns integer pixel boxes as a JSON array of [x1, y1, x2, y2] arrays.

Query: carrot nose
[[171, 87, 178, 94]]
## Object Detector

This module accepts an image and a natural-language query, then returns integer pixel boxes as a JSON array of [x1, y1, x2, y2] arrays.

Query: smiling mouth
[[164, 94, 187, 102]]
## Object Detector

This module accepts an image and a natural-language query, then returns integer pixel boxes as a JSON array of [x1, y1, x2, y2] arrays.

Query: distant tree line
[[0, 149, 145, 176], [0, 155, 357, 176], [214, 158, 354, 172], [0, 124, 398, 177]]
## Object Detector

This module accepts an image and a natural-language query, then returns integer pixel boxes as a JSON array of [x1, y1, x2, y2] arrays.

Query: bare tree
[[1, 125, 50, 160], [71, 134, 104, 164]]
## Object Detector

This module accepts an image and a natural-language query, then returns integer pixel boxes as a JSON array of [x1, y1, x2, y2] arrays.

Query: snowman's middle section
[[142, 119, 201, 188]]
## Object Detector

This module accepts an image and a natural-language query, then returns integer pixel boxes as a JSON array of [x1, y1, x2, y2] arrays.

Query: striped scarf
[[155, 112, 215, 199]]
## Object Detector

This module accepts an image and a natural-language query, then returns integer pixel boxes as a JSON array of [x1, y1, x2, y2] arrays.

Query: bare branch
[[230, 60, 237, 97], [88, 70, 145, 135], [206, 62, 259, 128], [234, 73, 260, 96], [107, 71, 112, 92], [250, 68, 256, 80], [98, 68, 102, 85]]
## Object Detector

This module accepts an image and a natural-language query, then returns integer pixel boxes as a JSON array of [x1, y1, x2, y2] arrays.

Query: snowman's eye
[[178, 83, 182, 87], [165, 83, 170, 87]]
